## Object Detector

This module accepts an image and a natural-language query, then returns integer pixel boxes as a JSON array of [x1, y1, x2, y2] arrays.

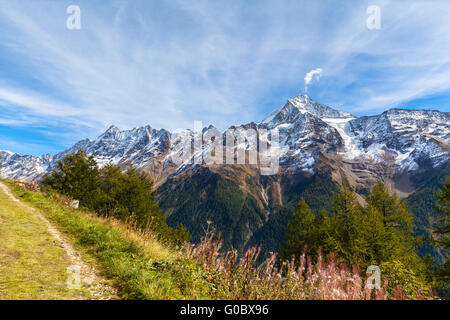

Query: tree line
[[280, 179, 450, 298], [41, 149, 190, 246], [37, 149, 449, 297]]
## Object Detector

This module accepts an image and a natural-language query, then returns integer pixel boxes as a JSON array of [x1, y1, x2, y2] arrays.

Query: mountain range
[[1, 94, 449, 258]]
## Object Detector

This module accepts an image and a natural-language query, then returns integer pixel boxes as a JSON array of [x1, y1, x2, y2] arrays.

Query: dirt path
[[0, 182, 117, 299]]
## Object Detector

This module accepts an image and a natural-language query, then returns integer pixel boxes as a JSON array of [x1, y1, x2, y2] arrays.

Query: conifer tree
[[42, 150, 190, 246], [280, 199, 317, 261], [281, 183, 424, 272], [42, 148, 103, 209], [366, 182, 412, 232], [324, 187, 362, 265], [435, 177, 450, 283], [364, 183, 421, 269]]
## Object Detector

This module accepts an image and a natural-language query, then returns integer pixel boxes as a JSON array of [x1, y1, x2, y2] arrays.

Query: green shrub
[[41, 149, 189, 247], [7, 183, 211, 300], [281, 183, 425, 274], [380, 260, 433, 300]]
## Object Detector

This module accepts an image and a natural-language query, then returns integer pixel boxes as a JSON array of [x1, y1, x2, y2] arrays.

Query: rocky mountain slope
[[1, 94, 449, 255]]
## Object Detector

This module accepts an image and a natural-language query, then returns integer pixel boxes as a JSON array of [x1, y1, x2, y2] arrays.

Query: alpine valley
[[1, 94, 449, 260]]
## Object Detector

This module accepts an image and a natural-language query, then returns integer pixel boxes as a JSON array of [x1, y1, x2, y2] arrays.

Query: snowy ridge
[[1, 94, 449, 182], [344, 109, 450, 171], [262, 94, 354, 127]]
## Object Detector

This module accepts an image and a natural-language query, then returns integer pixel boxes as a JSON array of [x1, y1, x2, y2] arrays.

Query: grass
[[183, 231, 435, 300], [0, 182, 91, 299], [1, 180, 434, 300], [3, 180, 215, 300]]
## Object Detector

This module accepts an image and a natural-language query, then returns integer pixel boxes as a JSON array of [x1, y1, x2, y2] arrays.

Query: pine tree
[[281, 183, 424, 273], [366, 182, 412, 232], [42, 150, 190, 246], [41, 148, 103, 209], [280, 199, 317, 261], [364, 183, 421, 270], [324, 187, 362, 265], [435, 177, 450, 283]]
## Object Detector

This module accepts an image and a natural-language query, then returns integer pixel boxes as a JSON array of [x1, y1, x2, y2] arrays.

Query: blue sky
[[1, 0, 450, 155]]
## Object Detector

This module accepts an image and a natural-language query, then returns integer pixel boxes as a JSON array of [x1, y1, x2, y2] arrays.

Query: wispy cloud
[[0, 0, 449, 155]]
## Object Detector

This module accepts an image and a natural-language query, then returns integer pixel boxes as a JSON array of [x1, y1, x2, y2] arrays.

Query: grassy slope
[[3, 180, 216, 300], [0, 182, 92, 299]]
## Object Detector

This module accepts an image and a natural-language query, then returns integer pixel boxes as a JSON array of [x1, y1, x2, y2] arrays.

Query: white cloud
[[304, 68, 323, 91], [0, 87, 80, 117], [0, 0, 449, 147]]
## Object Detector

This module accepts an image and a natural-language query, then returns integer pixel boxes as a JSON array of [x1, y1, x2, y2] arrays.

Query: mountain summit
[[1, 94, 448, 185], [262, 94, 354, 127], [1, 94, 449, 254]]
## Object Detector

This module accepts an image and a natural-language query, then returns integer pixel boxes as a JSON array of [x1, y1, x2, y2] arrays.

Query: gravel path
[[0, 182, 117, 299]]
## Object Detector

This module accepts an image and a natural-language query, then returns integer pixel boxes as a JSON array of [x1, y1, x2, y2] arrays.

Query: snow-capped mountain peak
[[1, 95, 448, 183], [262, 94, 355, 128], [288, 94, 354, 118]]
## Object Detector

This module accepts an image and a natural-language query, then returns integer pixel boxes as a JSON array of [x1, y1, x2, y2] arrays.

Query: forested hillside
[[406, 170, 450, 262], [158, 167, 268, 253], [245, 173, 339, 258]]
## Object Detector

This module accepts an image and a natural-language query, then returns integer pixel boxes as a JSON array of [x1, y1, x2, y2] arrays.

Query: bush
[[379, 260, 433, 300], [281, 184, 424, 273], [41, 149, 190, 247], [184, 230, 433, 300]]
